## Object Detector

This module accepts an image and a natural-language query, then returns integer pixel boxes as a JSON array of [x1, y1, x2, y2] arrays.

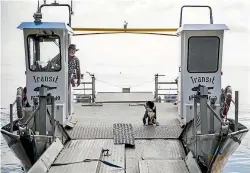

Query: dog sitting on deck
[[143, 101, 159, 126]]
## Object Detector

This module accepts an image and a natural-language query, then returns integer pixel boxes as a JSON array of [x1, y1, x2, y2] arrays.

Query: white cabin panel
[[177, 24, 229, 124], [23, 29, 67, 106], [182, 31, 224, 123]]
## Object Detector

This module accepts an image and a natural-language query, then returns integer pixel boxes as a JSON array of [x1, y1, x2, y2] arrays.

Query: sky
[[1, 0, 250, 106]]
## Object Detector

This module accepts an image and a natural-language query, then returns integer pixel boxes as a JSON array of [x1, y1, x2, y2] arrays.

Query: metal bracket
[[102, 149, 112, 156]]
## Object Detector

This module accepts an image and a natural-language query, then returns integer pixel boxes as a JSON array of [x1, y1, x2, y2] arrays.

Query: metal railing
[[192, 87, 240, 158], [73, 73, 96, 103], [8, 86, 57, 141], [35, 0, 73, 26], [194, 91, 239, 131], [179, 5, 214, 27], [154, 74, 178, 102]]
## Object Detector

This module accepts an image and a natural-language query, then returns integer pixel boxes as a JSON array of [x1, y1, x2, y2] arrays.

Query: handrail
[[154, 74, 178, 102], [74, 74, 96, 103], [9, 86, 59, 140], [38, 3, 72, 26], [179, 5, 214, 27]]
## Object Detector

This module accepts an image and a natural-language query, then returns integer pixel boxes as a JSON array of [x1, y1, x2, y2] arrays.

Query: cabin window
[[27, 34, 61, 72], [187, 36, 220, 73]]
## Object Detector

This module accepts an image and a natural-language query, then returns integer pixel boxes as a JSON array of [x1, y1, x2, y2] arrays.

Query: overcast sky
[[1, 0, 250, 106]]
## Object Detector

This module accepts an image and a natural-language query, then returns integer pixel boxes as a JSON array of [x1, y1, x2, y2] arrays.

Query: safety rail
[[154, 74, 178, 103], [73, 73, 96, 103], [179, 5, 214, 27], [8, 86, 58, 141], [30, 90, 57, 141], [192, 86, 240, 159], [34, 0, 73, 26]]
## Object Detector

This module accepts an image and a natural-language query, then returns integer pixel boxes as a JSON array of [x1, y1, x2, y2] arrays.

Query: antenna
[[43, 0, 46, 4], [37, 0, 39, 12], [34, 0, 42, 22], [71, 0, 74, 15]]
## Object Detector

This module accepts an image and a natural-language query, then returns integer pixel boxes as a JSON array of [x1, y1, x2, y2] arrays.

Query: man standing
[[68, 44, 81, 88]]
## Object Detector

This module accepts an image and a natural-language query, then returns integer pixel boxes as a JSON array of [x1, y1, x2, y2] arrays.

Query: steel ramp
[[48, 139, 125, 173], [47, 139, 191, 173], [51, 102, 189, 172], [125, 139, 187, 173], [139, 160, 189, 173], [49, 145, 102, 173]]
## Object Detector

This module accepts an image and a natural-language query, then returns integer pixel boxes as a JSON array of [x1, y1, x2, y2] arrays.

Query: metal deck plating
[[46, 99, 191, 173], [67, 103, 182, 140]]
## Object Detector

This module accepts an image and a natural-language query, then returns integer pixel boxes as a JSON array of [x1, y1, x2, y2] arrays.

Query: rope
[[95, 78, 155, 89], [130, 78, 155, 88], [206, 124, 229, 173], [96, 79, 123, 88], [51, 158, 124, 170]]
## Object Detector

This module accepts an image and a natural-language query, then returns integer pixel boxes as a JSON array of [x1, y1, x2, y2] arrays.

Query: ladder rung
[[80, 82, 92, 84], [158, 82, 177, 84], [73, 94, 92, 96], [157, 94, 178, 96], [158, 88, 177, 90], [73, 88, 92, 90]]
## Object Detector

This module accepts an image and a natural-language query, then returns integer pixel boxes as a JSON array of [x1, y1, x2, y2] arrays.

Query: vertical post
[[209, 106, 215, 134], [68, 84, 71, 117], [33, 97, 39, 131], [209, 97, 216, 134], [154, 74, 157, 98], [235, 91, 239, 131], [83, 82, 86, 95], [193, 96, 198, 159], [155, 74, 158, 102], [200, 86, 208, 135], [68, 33, 71, 117], [92, 75, 95, 103], [39, 87, 47, 135], [51, 96, 55, 141], [10, 104, 13, 133]]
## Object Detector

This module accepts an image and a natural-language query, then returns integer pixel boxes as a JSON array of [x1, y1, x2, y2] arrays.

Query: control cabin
[[17, 22, 74, 127]]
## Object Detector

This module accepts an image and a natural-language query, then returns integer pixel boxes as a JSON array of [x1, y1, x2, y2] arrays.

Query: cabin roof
[[17, 22, 73, 32], [177, 24, 229, 33]]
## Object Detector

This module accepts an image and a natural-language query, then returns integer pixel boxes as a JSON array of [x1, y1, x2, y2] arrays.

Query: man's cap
[[69, 44, 79, 51]]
